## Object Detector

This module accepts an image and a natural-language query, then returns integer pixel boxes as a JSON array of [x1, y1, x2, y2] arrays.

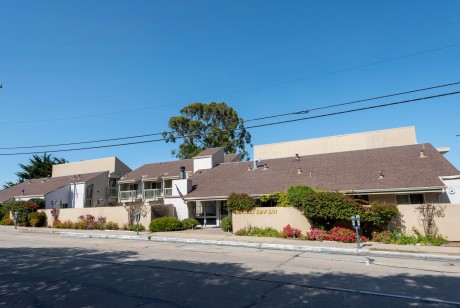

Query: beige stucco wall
[[254, 126, 417, 160], [232, 207, 312, 233], [233, 205, 460, 241], [43, 206, 152, 228], [397, 204, 460, 241], [52, 157, 131, 177]]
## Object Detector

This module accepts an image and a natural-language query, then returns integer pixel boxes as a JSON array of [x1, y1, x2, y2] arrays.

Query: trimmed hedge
[[149, 217, 183, 232], [220, 216, 232, 232], [182, 218, 200, 230]]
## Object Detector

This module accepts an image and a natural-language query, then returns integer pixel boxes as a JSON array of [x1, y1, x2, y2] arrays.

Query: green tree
[[163, 102, 252, 159], [3, 153, 67, 188]]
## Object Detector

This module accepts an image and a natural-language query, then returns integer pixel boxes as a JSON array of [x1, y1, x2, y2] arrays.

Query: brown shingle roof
[[186, 143, 459, 199], [119, 159, 194, 182], [121, 153, 242, 182], [0, 171, 107, 203], [195, 147, 223, 157]]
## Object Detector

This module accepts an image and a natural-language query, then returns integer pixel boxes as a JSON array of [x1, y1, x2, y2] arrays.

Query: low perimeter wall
[[43, 206, 152, 228], [232, 205, 460, 241], [232, 207, 312, 233]]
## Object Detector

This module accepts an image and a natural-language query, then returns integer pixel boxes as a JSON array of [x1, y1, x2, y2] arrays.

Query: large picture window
[[396, 194, 424, 205]]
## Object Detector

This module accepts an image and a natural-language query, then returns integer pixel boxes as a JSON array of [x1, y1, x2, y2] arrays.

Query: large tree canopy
[[3, 153, 68, 189], [163, 102, 252, 159]]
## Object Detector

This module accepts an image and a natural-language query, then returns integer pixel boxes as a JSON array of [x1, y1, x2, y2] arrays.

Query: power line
[[0, 90, 458, 156], [1, 80, 459, 150], [1, 81, 459, 150], [244, 80, 460, 122]]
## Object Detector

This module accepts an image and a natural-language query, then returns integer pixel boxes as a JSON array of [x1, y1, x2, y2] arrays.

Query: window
[[150, 182, 162, 190], [129, 184, 138, 191], [396, 194, 424, 205]]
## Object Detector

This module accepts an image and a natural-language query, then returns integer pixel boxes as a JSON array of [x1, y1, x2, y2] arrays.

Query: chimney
[[22, 189, 25, 195], [378, 170, 384, 179], [179, 166, 186, 179], [295, 154, 300, 161], [297, 168, 302, 175], [263, 164, 268, 170], [253, 159, 260, 170], [247, 165, 252, 171]]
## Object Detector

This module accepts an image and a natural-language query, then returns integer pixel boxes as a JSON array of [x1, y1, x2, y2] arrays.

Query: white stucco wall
[[193, 157, 212, 172], [45, 186, 71, 209], [71, 183, 86, 208], [440, 178, 460, 204], [164, 197, 189, 220]]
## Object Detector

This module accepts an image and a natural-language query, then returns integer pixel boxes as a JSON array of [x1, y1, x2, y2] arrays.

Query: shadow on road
[[0, 246, 458, 307]]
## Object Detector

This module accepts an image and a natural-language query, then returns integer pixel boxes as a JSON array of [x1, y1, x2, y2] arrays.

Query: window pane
[[396, 195, 410, 204], [410, 194, 424, 204], [204, 201, 216, 216]]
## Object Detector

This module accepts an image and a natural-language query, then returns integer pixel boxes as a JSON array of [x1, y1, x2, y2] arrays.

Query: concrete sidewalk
[[3, 226, 460, 261]]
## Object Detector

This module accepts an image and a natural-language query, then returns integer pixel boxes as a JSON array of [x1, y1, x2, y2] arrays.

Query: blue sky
[[1, 0, 460, 185]]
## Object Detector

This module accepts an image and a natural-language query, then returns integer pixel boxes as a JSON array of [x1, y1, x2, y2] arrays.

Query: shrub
[[149, 217, 183, 232], [372, 230, 447, 246], [227, 193, 256, 212], [0, 217, 14, 225], [286, 185, 316, 208], [302, 191, 363, 229], [220, 216, 232, 232], [77, 214, 95, 230], [182, 218, 200, 230], [28, 198, 45, 209], [28, 212, 47, 227], [3, 200, 39, 226], [59, 220, 74, 229], [280, 224, 302, 238], [362, 203, 399, 232], [235, 226, 280, 237], [103, 221, 119, 230], [129, 224, 146, 232], [307, 227, 366, 243], [307, 228, 329, 241], [259, 192, 289, 207]]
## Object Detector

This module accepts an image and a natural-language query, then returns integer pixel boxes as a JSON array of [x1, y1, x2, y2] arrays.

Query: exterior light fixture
[[351, 215, 361, 249]]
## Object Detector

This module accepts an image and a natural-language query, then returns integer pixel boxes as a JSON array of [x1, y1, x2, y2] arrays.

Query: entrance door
[[193, 201, 217, 226]]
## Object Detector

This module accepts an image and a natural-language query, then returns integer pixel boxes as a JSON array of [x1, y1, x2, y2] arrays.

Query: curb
[[58, 232, 460, 261]]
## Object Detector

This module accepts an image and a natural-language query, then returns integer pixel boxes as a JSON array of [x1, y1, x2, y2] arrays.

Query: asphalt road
[[1, 231, 459, 307]]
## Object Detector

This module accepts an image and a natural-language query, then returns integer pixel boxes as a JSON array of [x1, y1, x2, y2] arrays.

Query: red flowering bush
[[281, 224, 302, 238], [307, 227, 367, 243], [307, 228, 329, 241]]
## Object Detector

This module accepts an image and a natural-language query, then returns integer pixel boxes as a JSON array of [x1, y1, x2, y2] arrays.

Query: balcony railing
[[119, 190, 141, 201], [144, 188, 163, 200]]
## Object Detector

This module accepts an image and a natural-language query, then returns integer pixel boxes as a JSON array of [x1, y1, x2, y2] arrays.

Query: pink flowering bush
[[307, 227, 367, 243], [307, 228, 329, 241], [281, 224, 302, 238]]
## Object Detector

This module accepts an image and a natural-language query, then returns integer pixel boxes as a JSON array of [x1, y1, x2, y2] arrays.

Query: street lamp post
[[351, 215, 361, 249]]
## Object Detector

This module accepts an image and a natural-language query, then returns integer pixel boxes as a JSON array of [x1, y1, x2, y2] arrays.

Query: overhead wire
[[0, 90, 458, 156], [0, 80, 459, 150]]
